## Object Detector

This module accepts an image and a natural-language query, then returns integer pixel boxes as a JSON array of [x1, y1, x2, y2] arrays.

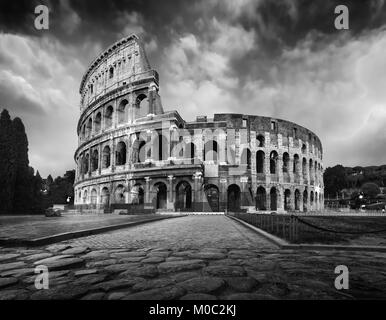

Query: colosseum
[[74, 35, 324, 214]]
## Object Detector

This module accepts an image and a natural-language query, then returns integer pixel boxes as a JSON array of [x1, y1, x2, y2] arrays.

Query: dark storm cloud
[[0, 0, 385, 176]]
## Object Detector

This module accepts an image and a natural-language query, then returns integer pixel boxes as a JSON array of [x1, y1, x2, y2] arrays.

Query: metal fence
[[231, 212, 386, 244]]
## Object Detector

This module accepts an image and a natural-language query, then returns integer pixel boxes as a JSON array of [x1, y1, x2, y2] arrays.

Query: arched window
[[91, 149, 99, 171], [136, 94, 148, 118], [95, 112, 101, 133], [101, 187, 110, 206], [270, 187, 277, 211], [204, 140, 218, 162], [303, 189, 308, 212], [84, 154, 89, 173], [118, 99, 128, 124], [284, 189, 291, 211], [256, 150, 265, 173], [270, 151, 278, 174], [257, 134, 265, 147], [102, 146, 111, 168], [115, 185, 125, 203], [91, 189, 97, 205], [302, 158, 307, 178], [301, 144, 307, 154], [283, 152, 290, 173], [116, 142, 127, 165], [105, 106, 113, 128], [109, 67, 114, 79], [295, 189, 301, 210]]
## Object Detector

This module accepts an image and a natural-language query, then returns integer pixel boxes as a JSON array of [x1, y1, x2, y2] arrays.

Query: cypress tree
[[12, 117, 34, 214], [0, 109, 16, 214]]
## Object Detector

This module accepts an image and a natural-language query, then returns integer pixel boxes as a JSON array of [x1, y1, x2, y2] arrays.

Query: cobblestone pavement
[[1, 215, 386, 300]]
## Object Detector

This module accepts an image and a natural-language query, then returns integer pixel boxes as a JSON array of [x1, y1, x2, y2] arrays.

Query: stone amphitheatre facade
[[74, 35, 324, 213]]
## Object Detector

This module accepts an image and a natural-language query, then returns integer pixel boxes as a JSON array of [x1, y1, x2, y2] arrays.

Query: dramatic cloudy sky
[[0, 0, 386, 177]]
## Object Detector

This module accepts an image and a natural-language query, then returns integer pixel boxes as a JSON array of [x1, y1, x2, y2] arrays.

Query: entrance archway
[[154, 182, 167, 209], [227, 184, 241, 212], [176, 181, 192, 210], [256, 186, 266, 210], [270, 187, 277, 211], [204, 184, 219, 212]]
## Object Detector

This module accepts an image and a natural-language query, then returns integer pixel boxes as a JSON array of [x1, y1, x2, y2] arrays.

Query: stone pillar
[[144, 177, 152, 209], [289, 157, 294, 183], [167, 175, 175, 210], [169, 126, 179, 160], [98, 144, 102, 174], [218, 130, 226, 165], [147, 130, 154, 163], [299, 191, 304, 212], [111, 140, 116, 172], [240, 176, 248, 207], [220, 178, 227, 212], [277, 155, 283, 183], [265, 150, 271, 184], [277, 187, 284, 212], [266, 189, 271, 211], [113, 100, 118, 129], [88, 147, 92, 177], [193, 172, 202, 211], [290, 188, 295, 212]]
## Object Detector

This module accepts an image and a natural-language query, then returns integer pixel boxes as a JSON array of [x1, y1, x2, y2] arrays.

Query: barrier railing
[[232, 212, 386, 244]]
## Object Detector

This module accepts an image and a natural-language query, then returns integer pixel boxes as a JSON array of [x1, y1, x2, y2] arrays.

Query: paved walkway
[[0, 214, 164, 241], [0, 215, 386, 300], [64, 215, 275, 250]]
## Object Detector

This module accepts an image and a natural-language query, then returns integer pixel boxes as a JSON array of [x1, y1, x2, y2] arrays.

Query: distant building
[[74, 35, 324, 213]]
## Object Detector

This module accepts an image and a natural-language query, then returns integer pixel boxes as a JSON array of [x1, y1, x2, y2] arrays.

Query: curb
[[0, 215, 185, 247], [228, 215, 386, 252]]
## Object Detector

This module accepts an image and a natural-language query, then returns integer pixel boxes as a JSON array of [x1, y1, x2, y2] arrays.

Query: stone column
[[146, 130, 153, 163], [111, 139, 116, 172], [98, 144, 102, 174], [266, 189, 271, 211], [290, 188, 295, 212], [88, 147, 92, 177], [240, 176, 248, 207], [144, 177, 152, 209], [193, 172, 202, 211], [167, 175, 175, 210], [220, 178, 227, 212], [289, 157, 294, 183], [277, 155, 283, 183], [218, 130, 226, 165], [299, 191, 304, 212]]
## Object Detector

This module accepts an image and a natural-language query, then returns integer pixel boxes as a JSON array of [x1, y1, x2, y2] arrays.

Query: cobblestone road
[[1, 215, 386, 300], [64, 215, 275, 250]]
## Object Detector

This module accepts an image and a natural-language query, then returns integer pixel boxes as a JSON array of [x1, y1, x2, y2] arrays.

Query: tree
[[361, 182, 380, 199], [0, 109, 16, 214], [12, 117, 35, 214], [323, 165, 347, 197]]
